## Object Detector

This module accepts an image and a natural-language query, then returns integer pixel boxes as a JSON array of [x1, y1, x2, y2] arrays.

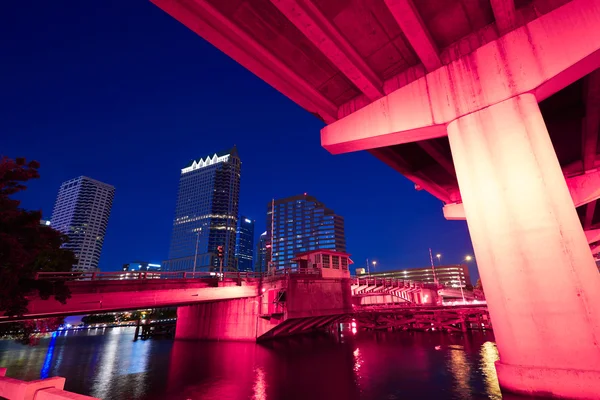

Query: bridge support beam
[[448, 94, 600, 399]]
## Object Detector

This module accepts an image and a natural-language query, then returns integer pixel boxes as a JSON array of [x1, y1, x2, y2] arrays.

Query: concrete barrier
[[0, 368, 98, 400]]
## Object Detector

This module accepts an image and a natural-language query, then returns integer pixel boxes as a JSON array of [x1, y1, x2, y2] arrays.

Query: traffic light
[[217, 245, 224, 258]]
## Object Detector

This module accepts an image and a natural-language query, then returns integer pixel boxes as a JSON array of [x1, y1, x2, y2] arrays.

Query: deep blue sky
[[1, 1, 477, 279]]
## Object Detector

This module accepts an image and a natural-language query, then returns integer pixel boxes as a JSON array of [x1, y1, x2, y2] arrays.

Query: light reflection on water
[[0, 327, 540, 400], [480, 341, 502, 400], [447, 345, 472, 398], [252, 367, 267, 400]]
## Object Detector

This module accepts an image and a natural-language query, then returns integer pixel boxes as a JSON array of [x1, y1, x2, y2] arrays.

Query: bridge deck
[[4, 279, 258, 322]]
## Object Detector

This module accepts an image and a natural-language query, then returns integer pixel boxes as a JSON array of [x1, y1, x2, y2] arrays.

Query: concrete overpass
[[150, 1, 600, 398]]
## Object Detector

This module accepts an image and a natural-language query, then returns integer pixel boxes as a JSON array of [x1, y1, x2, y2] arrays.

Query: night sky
[[1, 1, 477, 279]]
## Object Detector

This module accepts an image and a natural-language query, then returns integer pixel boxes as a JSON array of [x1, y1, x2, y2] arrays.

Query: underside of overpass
[[150, 0, 600, 255], [151, 1, 600, 398]]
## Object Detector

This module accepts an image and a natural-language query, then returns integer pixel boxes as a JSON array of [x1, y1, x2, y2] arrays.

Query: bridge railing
[[34, 266, 323, 282], [351, 276, 425, 288]]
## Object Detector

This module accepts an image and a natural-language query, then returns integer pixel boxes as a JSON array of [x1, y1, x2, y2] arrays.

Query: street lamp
[[436, 253, 441, 265], [372, 260, 377, 272], [192, 228, 202, 275], [465, 255, 472, 261]]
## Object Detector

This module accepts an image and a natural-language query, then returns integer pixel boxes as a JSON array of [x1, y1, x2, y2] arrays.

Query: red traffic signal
[[217, 245, 224, 258]]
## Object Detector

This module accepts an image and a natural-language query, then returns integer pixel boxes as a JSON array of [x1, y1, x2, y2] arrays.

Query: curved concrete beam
[[490, 0, 517, 35], [567, 170, 600, 208], [151, 0, 338, 123], [585, 228, 600, 244], [384, 0, 441, 72], [445, 169, 600, 220], [270, 0, 384, 101], [322, 0, 600, 154]]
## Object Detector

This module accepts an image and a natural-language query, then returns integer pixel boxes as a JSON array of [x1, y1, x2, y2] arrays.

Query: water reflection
[[92, 329, 120, 399], [447, 345, 472, 398], [480, 341, 502, 399], [252, 367, 267, 400], [0, 328, 541, 400], [40, 331, 57, 379]]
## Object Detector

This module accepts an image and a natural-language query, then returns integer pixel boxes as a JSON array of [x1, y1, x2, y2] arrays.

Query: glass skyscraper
[[164, 147, 241, 272], [266, 194, 346, 271], [235, 216, 254, 271], [256, 231, 268, 273], [50, 176, 115, 272]]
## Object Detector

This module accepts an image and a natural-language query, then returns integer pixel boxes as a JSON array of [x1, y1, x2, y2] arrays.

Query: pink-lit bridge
[[8, 269, 352, 341], [149, 0, 600, 398], [6, 268, 453, 341]]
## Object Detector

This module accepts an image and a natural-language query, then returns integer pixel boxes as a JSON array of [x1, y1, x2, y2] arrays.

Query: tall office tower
[[50, 176, 115, 272], [235, 216, 255, 271], [256, 231, 268, 273], [266, 194, 346, 271], [164, 147, 241, 272]]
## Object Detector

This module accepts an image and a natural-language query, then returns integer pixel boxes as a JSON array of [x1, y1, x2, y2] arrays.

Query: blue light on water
[[40, 331, 58, 379]]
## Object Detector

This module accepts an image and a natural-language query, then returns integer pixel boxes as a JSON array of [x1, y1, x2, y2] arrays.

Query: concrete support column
[[447, 94, 600, 399]]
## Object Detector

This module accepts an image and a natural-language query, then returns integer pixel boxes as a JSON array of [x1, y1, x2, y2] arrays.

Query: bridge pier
[[175, 274, 353, 341], [175, 296, 273, 341], [448, 94, 600, 399]]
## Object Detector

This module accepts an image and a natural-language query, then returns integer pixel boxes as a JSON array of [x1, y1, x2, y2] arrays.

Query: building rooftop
[[181, 146, 239, 173], [292, 249, 352, 260], [60, 176, 115, 189]]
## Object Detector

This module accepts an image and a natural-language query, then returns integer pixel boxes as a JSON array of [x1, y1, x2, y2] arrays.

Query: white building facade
[[51, 176, 115, 272]]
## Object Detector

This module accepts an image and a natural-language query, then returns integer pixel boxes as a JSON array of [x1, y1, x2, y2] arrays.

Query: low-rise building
[[358, 264, 471, 288], [291, 249, 352, 279]]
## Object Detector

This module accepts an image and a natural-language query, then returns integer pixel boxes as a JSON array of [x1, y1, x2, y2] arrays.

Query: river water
[[0, 327, 537, 400]]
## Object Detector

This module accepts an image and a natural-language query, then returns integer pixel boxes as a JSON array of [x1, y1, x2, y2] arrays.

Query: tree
[[0, 156, 75, 317], [0, 317, 64, 345]]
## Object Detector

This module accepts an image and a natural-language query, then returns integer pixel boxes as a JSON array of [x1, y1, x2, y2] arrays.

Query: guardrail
[[0, 367, 98, 400], [34, 267, 323, 282]]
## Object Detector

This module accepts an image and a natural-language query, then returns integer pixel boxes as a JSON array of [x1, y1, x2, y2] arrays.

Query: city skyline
[[0, 0, 477, 280]]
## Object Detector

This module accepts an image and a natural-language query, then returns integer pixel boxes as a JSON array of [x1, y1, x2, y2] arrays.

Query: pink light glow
[[253, 367, 267, 400], [448, 94, 600, 398], [147, 0, 600, 396]]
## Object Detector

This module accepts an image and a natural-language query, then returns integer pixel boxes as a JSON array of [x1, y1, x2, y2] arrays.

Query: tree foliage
[[0, 317, 64, 345], [0, 156, 76, 317]]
